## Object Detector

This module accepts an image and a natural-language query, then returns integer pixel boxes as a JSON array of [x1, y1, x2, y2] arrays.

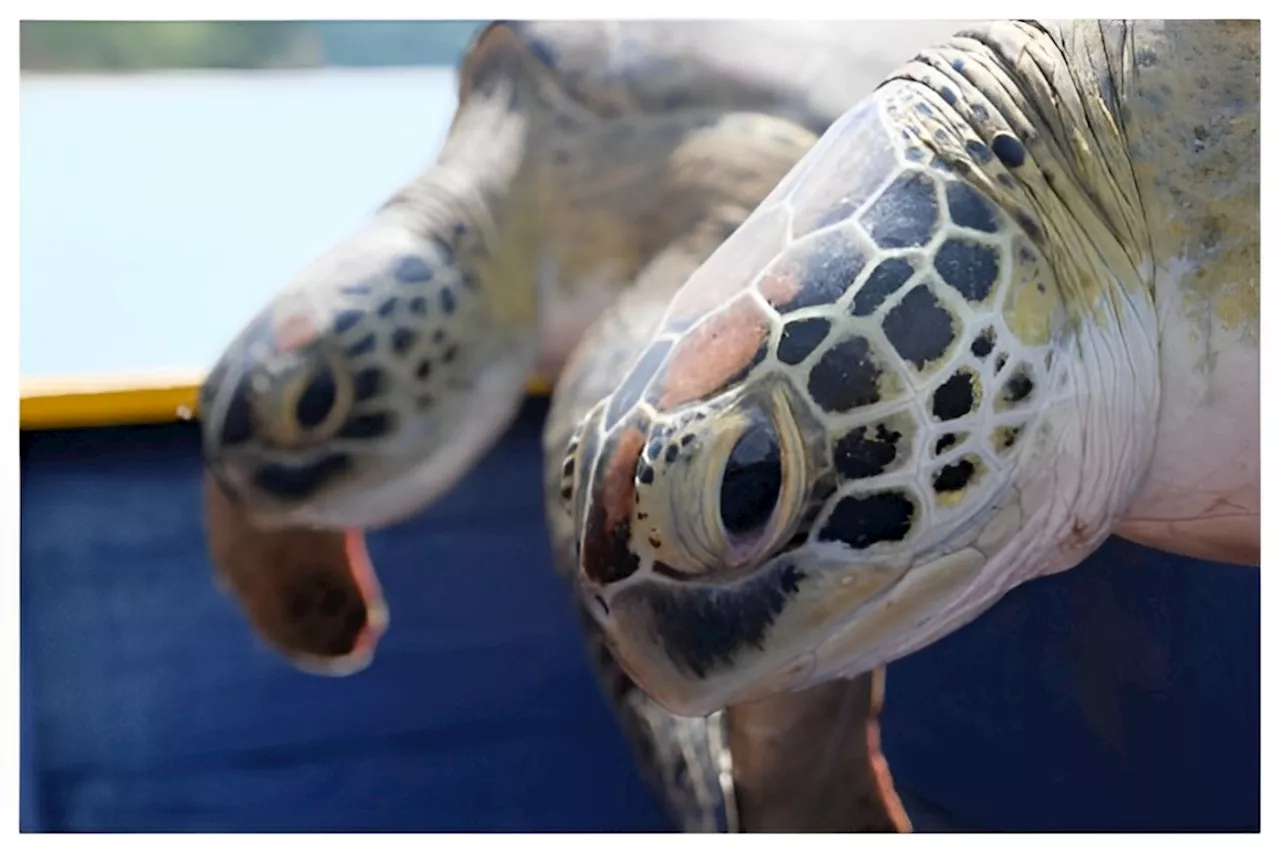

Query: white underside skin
[[1113, 260, 1260, 565]]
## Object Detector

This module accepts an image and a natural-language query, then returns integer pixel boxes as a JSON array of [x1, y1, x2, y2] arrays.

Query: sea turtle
[[560, 16, 1259, 742], [540, 218, 909, 832], [198, 20, 966, 831]]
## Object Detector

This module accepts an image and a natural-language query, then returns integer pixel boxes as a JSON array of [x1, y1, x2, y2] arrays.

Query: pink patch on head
[[274, 314, 320, 354], [273, 300, 322, 354]]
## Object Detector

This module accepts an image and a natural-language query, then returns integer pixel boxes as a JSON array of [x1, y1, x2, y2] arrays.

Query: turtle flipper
[[203, 472, 388, 676], [726, 668, 910, 832], [573, 602, 910, 833]]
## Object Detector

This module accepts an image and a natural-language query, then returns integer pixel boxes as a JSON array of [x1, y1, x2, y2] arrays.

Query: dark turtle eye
[[718, 413, 782, 537], [295, 364, 338, 430]]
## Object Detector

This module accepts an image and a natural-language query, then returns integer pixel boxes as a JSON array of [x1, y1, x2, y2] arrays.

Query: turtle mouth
[[281, 529, 390, 677], [204, 470, 390, 678], [589, 537, 922, 718]]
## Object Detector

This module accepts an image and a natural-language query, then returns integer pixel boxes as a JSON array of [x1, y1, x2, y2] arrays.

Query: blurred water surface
[[20, 68, 459, 377]]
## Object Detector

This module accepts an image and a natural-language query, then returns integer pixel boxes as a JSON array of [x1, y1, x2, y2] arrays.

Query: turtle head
[[565, 88, 1080, 716], [567, 256, 998, 716], [199, 24, 568, 532], [563, 301, 909, 718], [199, 211, 535, 531]]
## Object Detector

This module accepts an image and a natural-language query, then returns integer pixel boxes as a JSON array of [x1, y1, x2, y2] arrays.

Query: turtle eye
[[654, 392, 807, 577], [273, 356, 352, 447], [295, 364, 339, 430], [718, 411, 783, 538]]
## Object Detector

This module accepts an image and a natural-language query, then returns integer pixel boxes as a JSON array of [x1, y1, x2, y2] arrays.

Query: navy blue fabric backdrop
[[19, 398, 1259, 832]]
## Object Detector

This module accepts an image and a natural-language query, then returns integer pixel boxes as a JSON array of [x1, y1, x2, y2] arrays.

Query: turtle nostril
[[295, 364, 338, 430], [219, 378, 254, 446]]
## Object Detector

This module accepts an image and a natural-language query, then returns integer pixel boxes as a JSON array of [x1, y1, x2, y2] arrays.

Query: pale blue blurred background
[[20, 22, 482, 378]]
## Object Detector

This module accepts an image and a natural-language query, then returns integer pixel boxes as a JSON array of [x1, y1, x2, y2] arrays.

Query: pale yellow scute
[[814, 548, 985, 675], [1001, 240, 1059, 347]]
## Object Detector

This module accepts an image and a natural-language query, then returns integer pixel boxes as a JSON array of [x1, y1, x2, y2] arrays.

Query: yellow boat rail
[[20, 370, 554, 430]]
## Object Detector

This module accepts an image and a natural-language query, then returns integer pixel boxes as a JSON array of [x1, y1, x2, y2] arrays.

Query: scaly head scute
[[200, 23, 556, 531], [569, 82, 1086, 716]]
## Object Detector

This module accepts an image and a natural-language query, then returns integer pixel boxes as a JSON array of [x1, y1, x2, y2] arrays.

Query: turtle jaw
[[588, 535, 1000, 718], [583, 543, 902, 718]]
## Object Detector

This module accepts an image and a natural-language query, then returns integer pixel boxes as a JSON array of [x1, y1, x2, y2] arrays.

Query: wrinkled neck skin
[[925, 21, 1260, 572], [1097, 21, 1260, 565], [309, 56, 782, 530], [384, 65, 543, 350], [323, 49, 755, 530]]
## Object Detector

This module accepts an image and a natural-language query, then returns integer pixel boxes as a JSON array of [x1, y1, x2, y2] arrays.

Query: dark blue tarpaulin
[[19, 398, 1259, 832]]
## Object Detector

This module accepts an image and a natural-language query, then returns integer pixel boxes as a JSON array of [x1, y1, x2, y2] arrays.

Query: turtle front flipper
[[572, 606, 909, 832], [727, 669, 909, 832], [203, 472, 388, 676], [572, 604, 738, 832]]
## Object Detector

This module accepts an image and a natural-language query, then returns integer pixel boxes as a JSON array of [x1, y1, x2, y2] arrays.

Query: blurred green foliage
[[20, 20, 487, 72]]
